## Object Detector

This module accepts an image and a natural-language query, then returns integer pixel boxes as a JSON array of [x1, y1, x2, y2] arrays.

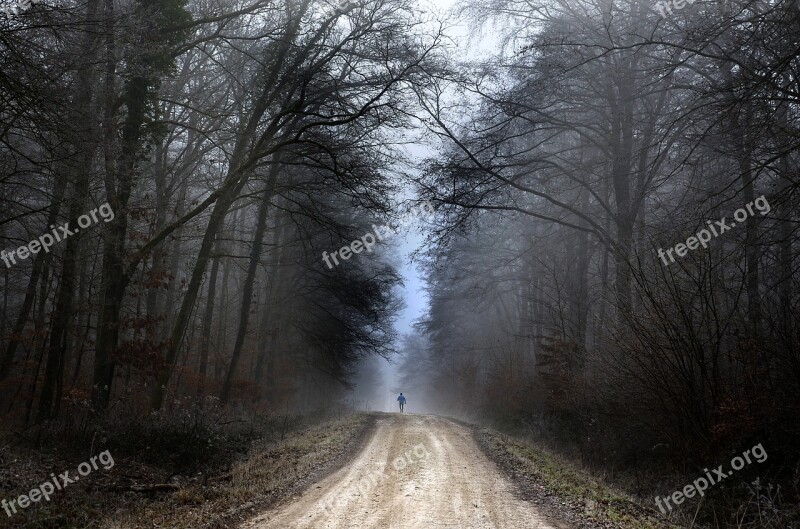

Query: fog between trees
[[1, 0, 798, 524], [398, 1, 799, 525], [1, 0, 445, 417]]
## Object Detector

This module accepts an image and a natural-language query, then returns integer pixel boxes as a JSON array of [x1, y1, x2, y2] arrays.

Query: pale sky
[[352, 0, 504, 412], [374, 0, 473, 412]]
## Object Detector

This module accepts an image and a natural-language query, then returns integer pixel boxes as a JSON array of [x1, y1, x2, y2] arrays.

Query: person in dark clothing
[[397, 393, 406, 412]]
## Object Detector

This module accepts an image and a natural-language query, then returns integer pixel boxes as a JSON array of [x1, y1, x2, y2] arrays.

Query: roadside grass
[[1, 412, 374, 529], [480, 429, 682, 529]]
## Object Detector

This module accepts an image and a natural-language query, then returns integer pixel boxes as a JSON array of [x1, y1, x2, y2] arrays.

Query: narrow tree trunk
[[214, 236, 232, 381], [92, 74, 150, 410], [38, 191, 87, 420], [90, 0, 120, 410], [0, 177, 68, 381], [221, 164, 280, 404], [738, 152, 762, 339], [197, 240, 221, 398], [572, 225, 589, 369], [160, 173, 189, 341], [23, 267, 52, 423], [253, 212, 288, 402], [145, 140, 169, 329], [150, 177, 247, 411], [778, 157, 794, 339], [71, 249, 96, 384]]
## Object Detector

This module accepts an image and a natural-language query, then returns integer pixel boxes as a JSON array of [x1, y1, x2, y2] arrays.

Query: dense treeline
[[401, 0, 800, 526], [0, 0, 442, 420], [3, 0, 800, 524]]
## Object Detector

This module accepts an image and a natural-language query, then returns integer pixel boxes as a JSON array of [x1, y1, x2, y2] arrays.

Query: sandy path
[[241, 414, 565, 529]]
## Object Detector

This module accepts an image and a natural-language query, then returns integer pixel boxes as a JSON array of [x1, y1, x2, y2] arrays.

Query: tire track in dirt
[[241, 414, 571, 529]]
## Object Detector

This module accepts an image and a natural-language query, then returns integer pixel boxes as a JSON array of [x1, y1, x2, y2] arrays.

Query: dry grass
[[1, 413, 373, 529], [104, 413, 373, 529], [479, 429, 683, 529]]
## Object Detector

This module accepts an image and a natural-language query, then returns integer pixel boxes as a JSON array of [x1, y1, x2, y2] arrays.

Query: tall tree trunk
[[160, 172, 189, 341], [37, 186, 88, 420], [150, 176, 247, 411], [90, 0, 119, 410], [568, 157, 591, 370], [92, 73, 149, 409], [149, 0, 328, 410], [23, 267, 52, 422], [220, 163, 280, 404], [253, 212, 288, 402], [145, 140, 168, 329], [778, 156, 794, 340], [609, 60, 636, 319], [197, 239, 221, 398], [0, 195, 62, 381], [71, 249, 96, 384], [571, 224, 590, 369], [738, 151, 762, 339], [214, 231, 233, 381]]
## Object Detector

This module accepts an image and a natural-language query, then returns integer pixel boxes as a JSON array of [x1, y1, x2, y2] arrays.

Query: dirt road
[[241, 414, 567, 529]]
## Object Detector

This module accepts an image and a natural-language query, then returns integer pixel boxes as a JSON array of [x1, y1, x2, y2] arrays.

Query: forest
[[1, 0, 798, 527]]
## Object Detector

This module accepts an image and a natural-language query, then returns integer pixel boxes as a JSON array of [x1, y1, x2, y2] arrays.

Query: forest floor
[[0, 412, 681, 529], [477, 428, 680, 529], [0, 412, 376, 528]]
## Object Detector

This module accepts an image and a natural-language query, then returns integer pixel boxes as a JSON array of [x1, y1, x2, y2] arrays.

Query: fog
[[1, 0, 798, 526]]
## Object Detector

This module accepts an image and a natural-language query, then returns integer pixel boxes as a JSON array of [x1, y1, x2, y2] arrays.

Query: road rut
[[241, 414, 566, 529]]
